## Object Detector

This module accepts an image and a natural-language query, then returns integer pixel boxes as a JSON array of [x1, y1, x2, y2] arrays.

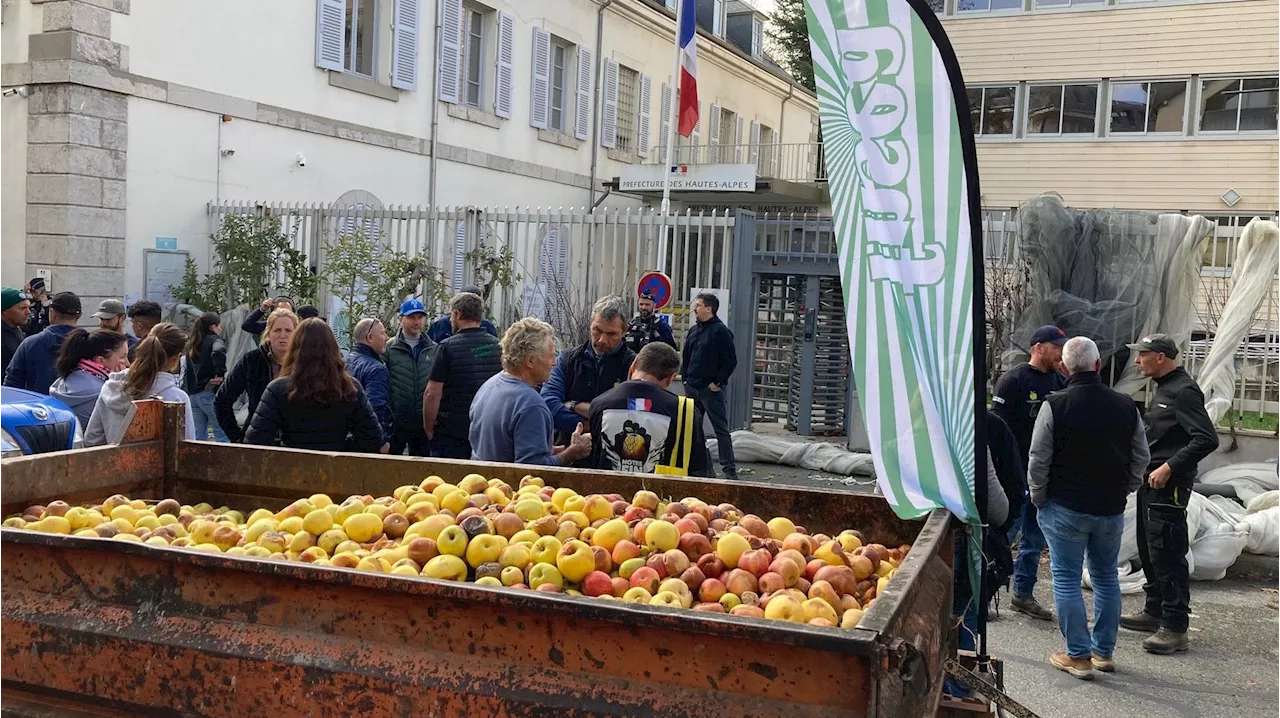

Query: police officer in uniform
[[540, 295, 636, 467], [992, 324, 1068, 621], [624, 292, 677, 353]]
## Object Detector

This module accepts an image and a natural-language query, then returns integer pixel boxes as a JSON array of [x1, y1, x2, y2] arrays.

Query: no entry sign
[[637, 272, 673, 310]]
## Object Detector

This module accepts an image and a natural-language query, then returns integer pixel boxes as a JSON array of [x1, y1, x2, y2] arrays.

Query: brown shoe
[[1091, 653, 1115, 672], [1050, 652, 1094, 680]]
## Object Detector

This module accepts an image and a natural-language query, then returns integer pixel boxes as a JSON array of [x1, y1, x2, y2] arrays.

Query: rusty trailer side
[[1, 403, 954, 717]]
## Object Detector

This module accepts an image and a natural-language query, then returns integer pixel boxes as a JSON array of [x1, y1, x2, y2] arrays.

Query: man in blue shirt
[[5, 292, 83, 394], [539, 295, 635, 467], [346, 317, 393, 449], [471, 318, 591, 466], [426, 285, 498, 342]]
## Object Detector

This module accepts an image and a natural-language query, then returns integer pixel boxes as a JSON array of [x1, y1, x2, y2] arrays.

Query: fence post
[[727, 209, 756, 431]]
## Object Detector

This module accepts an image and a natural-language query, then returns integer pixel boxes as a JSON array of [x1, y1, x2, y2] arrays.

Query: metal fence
[[206, 201, 734, 347], [981, 208, 1280, 417], [650, 142, 827, 183]]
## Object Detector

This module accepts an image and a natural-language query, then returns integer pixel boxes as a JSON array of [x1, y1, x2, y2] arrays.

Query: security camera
[[2, 86, 29, 98], [296, 153, 306, 167], [220, 148, 235, 157]]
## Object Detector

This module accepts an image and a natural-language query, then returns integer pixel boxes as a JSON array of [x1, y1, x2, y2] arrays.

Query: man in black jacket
[[682, 292, 738, 480], [1120, 334, 1219, 655], [424, 292, 503, 459], [540, 295, 635, 467], [1, 287, 30, 378]]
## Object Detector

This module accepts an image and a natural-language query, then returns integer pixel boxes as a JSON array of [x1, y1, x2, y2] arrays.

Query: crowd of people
[[962, 325, 1219, 685], [0, 281, 741, 481]]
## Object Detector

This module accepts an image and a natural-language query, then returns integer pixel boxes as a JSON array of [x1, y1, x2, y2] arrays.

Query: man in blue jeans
[[1028, 336, 1149, 680], [994, 324, 1068, 621]]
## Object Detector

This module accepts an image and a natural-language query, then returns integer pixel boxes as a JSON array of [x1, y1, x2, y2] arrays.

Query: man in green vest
[[385, 299, 437, 456]]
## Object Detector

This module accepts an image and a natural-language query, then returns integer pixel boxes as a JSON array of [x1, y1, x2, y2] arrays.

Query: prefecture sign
[[806, 0, 985, 522], [637, 271, 673, 310], [619, 164, 756, 192]]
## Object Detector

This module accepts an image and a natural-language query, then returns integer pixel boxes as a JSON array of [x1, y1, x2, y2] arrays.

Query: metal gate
[[730, 213, 852, 436]]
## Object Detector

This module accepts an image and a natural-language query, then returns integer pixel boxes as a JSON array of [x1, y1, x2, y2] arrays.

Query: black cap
[[49, 291, 81, 316], [1030, 325, 1068, 346], [460, 284, 482, 296], [28, 277, 46, 292], [1127, 333, 1179, 359], [297, 305, 320, 320], [639, 292, 657, 302]]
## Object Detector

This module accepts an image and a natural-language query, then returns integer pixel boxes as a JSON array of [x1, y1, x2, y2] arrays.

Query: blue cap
[[1030, 325, 1068, 346], [399, 298, 427, 316]]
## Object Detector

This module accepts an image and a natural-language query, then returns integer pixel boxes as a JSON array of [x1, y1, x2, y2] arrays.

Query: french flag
[[676, 0, 698, 137], [628, 398, 653, 412]]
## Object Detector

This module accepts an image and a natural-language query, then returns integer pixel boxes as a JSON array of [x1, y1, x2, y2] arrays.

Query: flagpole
[[658, 0, 685, 273]]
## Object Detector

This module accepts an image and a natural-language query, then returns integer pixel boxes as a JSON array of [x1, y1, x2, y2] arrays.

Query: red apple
[[673, 517, 701, 536], [611, 539, 641, 565], [814, 565, 858, 596], [693, 602, 726, 613], [582, 571, 614, 597], [769, 558, 802, 587], [629, 566, 662, 593], [678, 532, 712, 561], [805, 559, 827, 582], [591, 545, 613, 573], [666, 502, 689, 518], [680, 565, 706, 593], [782, 534, 814, 556], [738, 549, 772, 577], [724, 568, 758, 596], [536, 583, 562, 593], [758, 572, 786, 594], [632, 518, 654, 545], [611, 576, 630, 597], [645, 553, 669, 579], [623, 506, 653, 523], [730, 605, 764, 618], [738, 515, 770, 539], [699, 578, 727, 603], [696, 553, 726, 579]]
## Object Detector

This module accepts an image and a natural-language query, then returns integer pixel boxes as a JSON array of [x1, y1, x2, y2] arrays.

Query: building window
[[1034, 0, 1103, 8], [344, 0, 376, 78], [1199, 77, 1279, 133], [1026, 83, 1098, 136], [713, 0, 725, 35], [957, 0, 1020, 12], [1109, 81, 1187, 135], [615, 64, 639, 152], [461, 7, 486, 108], [967, 86, 1016, 136], [550, 42, 569, 133], [926, 0, 945, 12]]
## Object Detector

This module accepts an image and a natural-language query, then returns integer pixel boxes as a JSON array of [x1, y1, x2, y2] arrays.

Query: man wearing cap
[[2, 288, 31, 377], [385, 298, 438, 456], [4, 292, 83, 394], [1120, 334, 1219, 655], [992, 324, 1069, 621], [23, 277, 51, 337], [93, 299, 141, 353], [427, 285, 497, 343], [624, 292, 677, 354]]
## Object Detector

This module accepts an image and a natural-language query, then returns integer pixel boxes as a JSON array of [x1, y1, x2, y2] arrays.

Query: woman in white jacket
[[86, 323, 196, 446]]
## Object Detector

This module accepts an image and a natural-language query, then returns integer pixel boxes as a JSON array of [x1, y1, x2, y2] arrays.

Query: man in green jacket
[[385, 299, 437, 456]]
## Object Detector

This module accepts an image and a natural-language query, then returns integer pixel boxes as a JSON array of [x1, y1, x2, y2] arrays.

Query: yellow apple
[[622, 587, 653, 603], [649, 591, 683, 608], [715, 532, 751, 569], [582, 495, 614, 524], [645, 520, 679, 552], [302, 509, 334, 536], [556, 540, 595, 583], [422, 555, 468, 581], [500, 566, 525, 586], [591, 518, 629, 552], [562, 495, 587, 514], [766, 517, 796, 541], [528, 563, 564, 591], [342, 513, 384, 543], [531, 536, 562, 565], [509, 529, 541, 546], [466, 534, 508, 568], [764, 595, 805, 623], [551, 487, 578, 510], [498, 543, 533, 570], [436, 525, 469, 557], [802, 598, 839, 624]]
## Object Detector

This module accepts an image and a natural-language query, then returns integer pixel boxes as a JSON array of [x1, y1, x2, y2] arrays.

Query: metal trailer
[[1, 401, 955, 717]]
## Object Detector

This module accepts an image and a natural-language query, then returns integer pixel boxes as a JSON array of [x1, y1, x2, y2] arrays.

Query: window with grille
[[550, 42, 568, 133], [615, 64, 639, 152], [461, 6, 487, 108]]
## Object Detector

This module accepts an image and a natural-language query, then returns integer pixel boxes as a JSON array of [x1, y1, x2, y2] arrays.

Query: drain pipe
[[777, 83, 794, 164], [427, 4, 443, 221], [587, 0, 614, 212]]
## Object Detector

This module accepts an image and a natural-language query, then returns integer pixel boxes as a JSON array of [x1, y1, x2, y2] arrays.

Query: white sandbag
[[1189, 527, 1249, 581], [1237, 507, 1280, 556], [1198, 462, 1280, 505], [1247, 490, 1280, 514]]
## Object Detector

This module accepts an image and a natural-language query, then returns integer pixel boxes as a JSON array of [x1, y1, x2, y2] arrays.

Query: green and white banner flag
[[805, 0, 985, 522]]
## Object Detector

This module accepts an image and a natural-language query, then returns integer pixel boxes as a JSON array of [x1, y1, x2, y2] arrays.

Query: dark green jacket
[[385, 331, 437, 434]]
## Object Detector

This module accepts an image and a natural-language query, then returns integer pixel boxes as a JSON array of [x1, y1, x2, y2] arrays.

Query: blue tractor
[[1, 387, 84, 459]]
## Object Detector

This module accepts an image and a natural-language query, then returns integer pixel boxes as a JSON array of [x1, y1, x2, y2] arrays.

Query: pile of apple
[[3, 474, 909, 629]]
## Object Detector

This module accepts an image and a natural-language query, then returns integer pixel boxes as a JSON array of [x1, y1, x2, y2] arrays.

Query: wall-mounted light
[[1221, 188, 1242, 207]]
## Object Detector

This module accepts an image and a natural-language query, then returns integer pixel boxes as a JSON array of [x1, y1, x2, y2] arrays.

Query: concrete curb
[[1225, 552, 1280, 582]]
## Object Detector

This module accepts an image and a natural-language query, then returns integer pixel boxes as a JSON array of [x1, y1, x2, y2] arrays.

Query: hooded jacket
[[50, 368, 109, 427], [85, 370, 196, 446], [3, 323, 78, 394]]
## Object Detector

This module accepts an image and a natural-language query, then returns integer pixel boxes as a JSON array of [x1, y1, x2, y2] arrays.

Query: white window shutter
[[390, 0, 421, 90], [771, 134, 781, 177], [636, 74, 652, 158], [707, 104, 721, 161], [529, 27, 551, 128], [494, 12, 515, 117], [690, 102, 701, 162], [453, 221, 468, 289], [437, 0, 462, 103], [659, 84, 673, 163], [574, 46, 593, 140], [734, 115, 745, 162], [315, 0, 345, 71], [601, 58, 618, 149], [749, 121, 761, 165]]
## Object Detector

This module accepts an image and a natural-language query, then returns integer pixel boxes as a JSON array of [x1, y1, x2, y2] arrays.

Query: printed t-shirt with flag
[[588, 381, 712, 478]]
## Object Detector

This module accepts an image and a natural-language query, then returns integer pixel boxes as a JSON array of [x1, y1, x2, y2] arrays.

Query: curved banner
[[806, 0, 985, 521]]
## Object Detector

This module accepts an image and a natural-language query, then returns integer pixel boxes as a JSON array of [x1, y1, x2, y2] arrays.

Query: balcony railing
[[646, 142, 827, 183]]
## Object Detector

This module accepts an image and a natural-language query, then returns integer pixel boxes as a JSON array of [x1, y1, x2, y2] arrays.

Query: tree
[[168, 214, 317, 312], [323, 229, 450, 344], [769, 0, 815, 92]]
